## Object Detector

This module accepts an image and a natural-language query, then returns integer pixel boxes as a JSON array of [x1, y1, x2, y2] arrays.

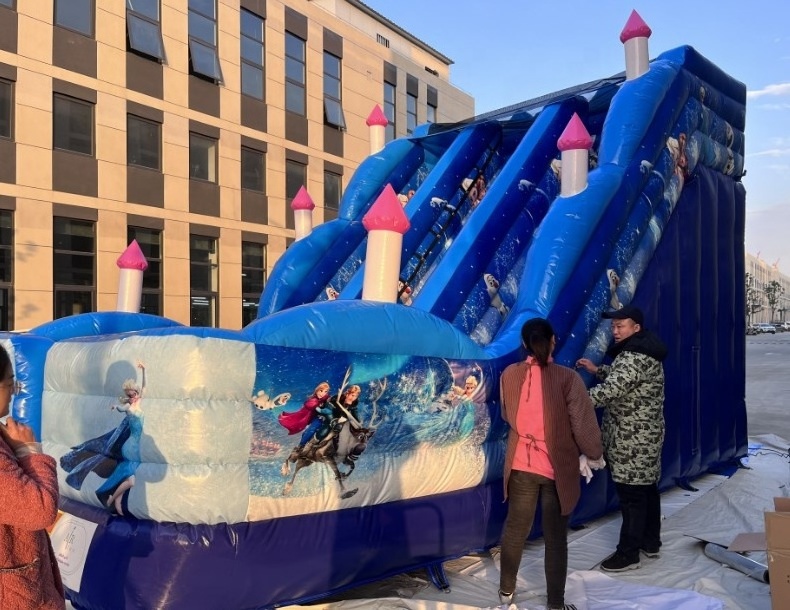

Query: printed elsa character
[[451, 375, 479, 401], [433, 375, 480, 412], [59, 362, 147, 516], [94, 362, 146, 515], [277, 381, 331, 450]]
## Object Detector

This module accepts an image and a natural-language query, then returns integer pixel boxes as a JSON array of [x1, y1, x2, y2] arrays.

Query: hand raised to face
[[0, 417, 36, 450]]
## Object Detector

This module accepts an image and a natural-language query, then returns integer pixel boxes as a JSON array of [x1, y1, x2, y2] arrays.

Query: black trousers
[[500, 470, 570, 608], [614, 481, 662, 561]]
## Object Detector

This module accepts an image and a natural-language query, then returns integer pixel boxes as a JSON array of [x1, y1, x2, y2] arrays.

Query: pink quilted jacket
[[0, 437, 65, 609]]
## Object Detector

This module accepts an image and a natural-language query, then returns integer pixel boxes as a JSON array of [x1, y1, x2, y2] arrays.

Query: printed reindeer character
[[281, 367, 385, 499]]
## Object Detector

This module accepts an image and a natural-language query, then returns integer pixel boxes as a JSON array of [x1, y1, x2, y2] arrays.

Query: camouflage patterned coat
[[589, 330, 667, 485]]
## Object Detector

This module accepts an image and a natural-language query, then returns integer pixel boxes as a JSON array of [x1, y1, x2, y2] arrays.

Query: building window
[[189, 133, 217, 182], [240, 8, 264, 100], [0, 0, 14, 8], [285, 159, 306, 230], [427, 102, 437, 124], [0, 80, 10, 139], [53, 217, 95, 319], [324, 171, 341, 215], [190, 234, 218, 327], [376, 33, 389, 48], [285, 31, 306, 116], [241, 241, 266, 327], [0, 211, 12, 330], [127, 226, 162, 316], [241, 147, 265, 192], [53, 94, 94, 156], [383, 81, 395, 142], [126, 0, 165, 61], [127, 115, 161, 170], [323, 52, 345, 130], [406, 92, 417, 135], [55, 0, 94, 37], [188, 0, 223, 82]]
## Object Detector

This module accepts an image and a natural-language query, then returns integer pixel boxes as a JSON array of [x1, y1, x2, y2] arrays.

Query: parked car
[[756, 323, 777, 334]]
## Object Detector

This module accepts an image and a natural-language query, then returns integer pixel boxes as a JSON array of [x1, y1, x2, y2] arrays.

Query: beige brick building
[[745, 252, 790, 323], [0, 0, 474, 330]]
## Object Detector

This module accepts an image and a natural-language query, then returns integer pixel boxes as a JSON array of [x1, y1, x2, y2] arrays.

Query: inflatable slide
[[3, 39, 746, 609]]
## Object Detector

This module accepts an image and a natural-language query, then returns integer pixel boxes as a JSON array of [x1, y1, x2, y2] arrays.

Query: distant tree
[[764, 280, 784, 323], [745, 273, 762, 324]]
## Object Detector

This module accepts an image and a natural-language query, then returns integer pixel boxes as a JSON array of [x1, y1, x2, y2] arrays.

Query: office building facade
[[0, 0, 473, 329]]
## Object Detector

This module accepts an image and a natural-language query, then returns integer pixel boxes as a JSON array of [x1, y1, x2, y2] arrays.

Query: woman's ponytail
[[520, 318, 555, 367]]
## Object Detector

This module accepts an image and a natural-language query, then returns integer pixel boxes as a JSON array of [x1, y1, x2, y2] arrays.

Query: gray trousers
[[499, 470, 570, 608]]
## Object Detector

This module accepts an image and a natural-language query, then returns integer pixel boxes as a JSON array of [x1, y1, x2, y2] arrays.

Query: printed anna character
[[277, 381, 331, 450], [312, 384, 362, 444]]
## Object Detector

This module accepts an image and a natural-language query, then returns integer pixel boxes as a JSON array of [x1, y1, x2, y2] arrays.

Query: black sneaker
[[601, 552, 641, 572], [640, 547, 661, 559]]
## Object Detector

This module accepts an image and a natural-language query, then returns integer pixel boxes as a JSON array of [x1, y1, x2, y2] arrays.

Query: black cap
[[602, 304, 643, 326]]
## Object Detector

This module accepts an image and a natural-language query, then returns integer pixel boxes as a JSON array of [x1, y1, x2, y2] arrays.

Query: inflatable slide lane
[[2, 44, 746, 610]]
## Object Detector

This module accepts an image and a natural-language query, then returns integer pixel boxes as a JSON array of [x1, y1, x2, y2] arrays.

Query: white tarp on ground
[[285, 434, 789, 610]]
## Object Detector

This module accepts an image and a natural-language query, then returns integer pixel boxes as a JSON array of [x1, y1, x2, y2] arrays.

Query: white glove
[[588, 456, 607, 470], [579, 455, 594, 484]]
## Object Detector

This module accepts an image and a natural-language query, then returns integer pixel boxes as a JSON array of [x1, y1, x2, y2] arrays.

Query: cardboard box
[[765, 497, 790, 610]]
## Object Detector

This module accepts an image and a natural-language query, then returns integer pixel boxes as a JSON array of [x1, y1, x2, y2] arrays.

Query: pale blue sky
[[363, 1, 790, 270]]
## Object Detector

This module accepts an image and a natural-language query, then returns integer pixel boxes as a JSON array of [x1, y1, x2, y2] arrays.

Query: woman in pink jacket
[[0, 344, 65, 609], [498, 318, 603, 610]]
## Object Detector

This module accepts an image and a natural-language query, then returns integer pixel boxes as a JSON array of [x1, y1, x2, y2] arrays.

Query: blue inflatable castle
[[3, 10, 746, 609]]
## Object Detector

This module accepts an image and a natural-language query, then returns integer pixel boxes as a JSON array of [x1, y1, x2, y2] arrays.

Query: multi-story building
[[745, 251, 790, 323], [0, 0, 474, 330]]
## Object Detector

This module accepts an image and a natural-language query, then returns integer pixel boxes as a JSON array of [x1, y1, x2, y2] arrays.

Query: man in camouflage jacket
[[576, 304, 667, 572]]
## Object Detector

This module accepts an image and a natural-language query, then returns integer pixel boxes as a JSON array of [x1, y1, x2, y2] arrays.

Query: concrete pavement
[[746, 331, 790, 442]]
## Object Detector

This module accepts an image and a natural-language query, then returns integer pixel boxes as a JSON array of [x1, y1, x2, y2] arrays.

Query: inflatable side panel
[[698, 171, 720, 468], [44, 334, 255, 524], [676, 174, 703, 479], [733, 181, 748, 457], [715, 172, 737, 464], [62, 483, 507, 610], [0, 333, 54, 439]]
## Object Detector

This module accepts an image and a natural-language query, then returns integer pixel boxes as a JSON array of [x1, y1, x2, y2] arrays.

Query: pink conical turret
[[362, 184, 410, 234], [557, 113, 593, 197], [557, 113, 593, 152], [117, 239, 149, 271], [362, 184, 410, 302], [366, 104, 389, 127], [620, 10, 651, 80], [367, 104, 389, 155], [619, 10, 652, 43], [291, 186, 315, 241], [291, 186, 315, 211], [116, 240, 149, 312]]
